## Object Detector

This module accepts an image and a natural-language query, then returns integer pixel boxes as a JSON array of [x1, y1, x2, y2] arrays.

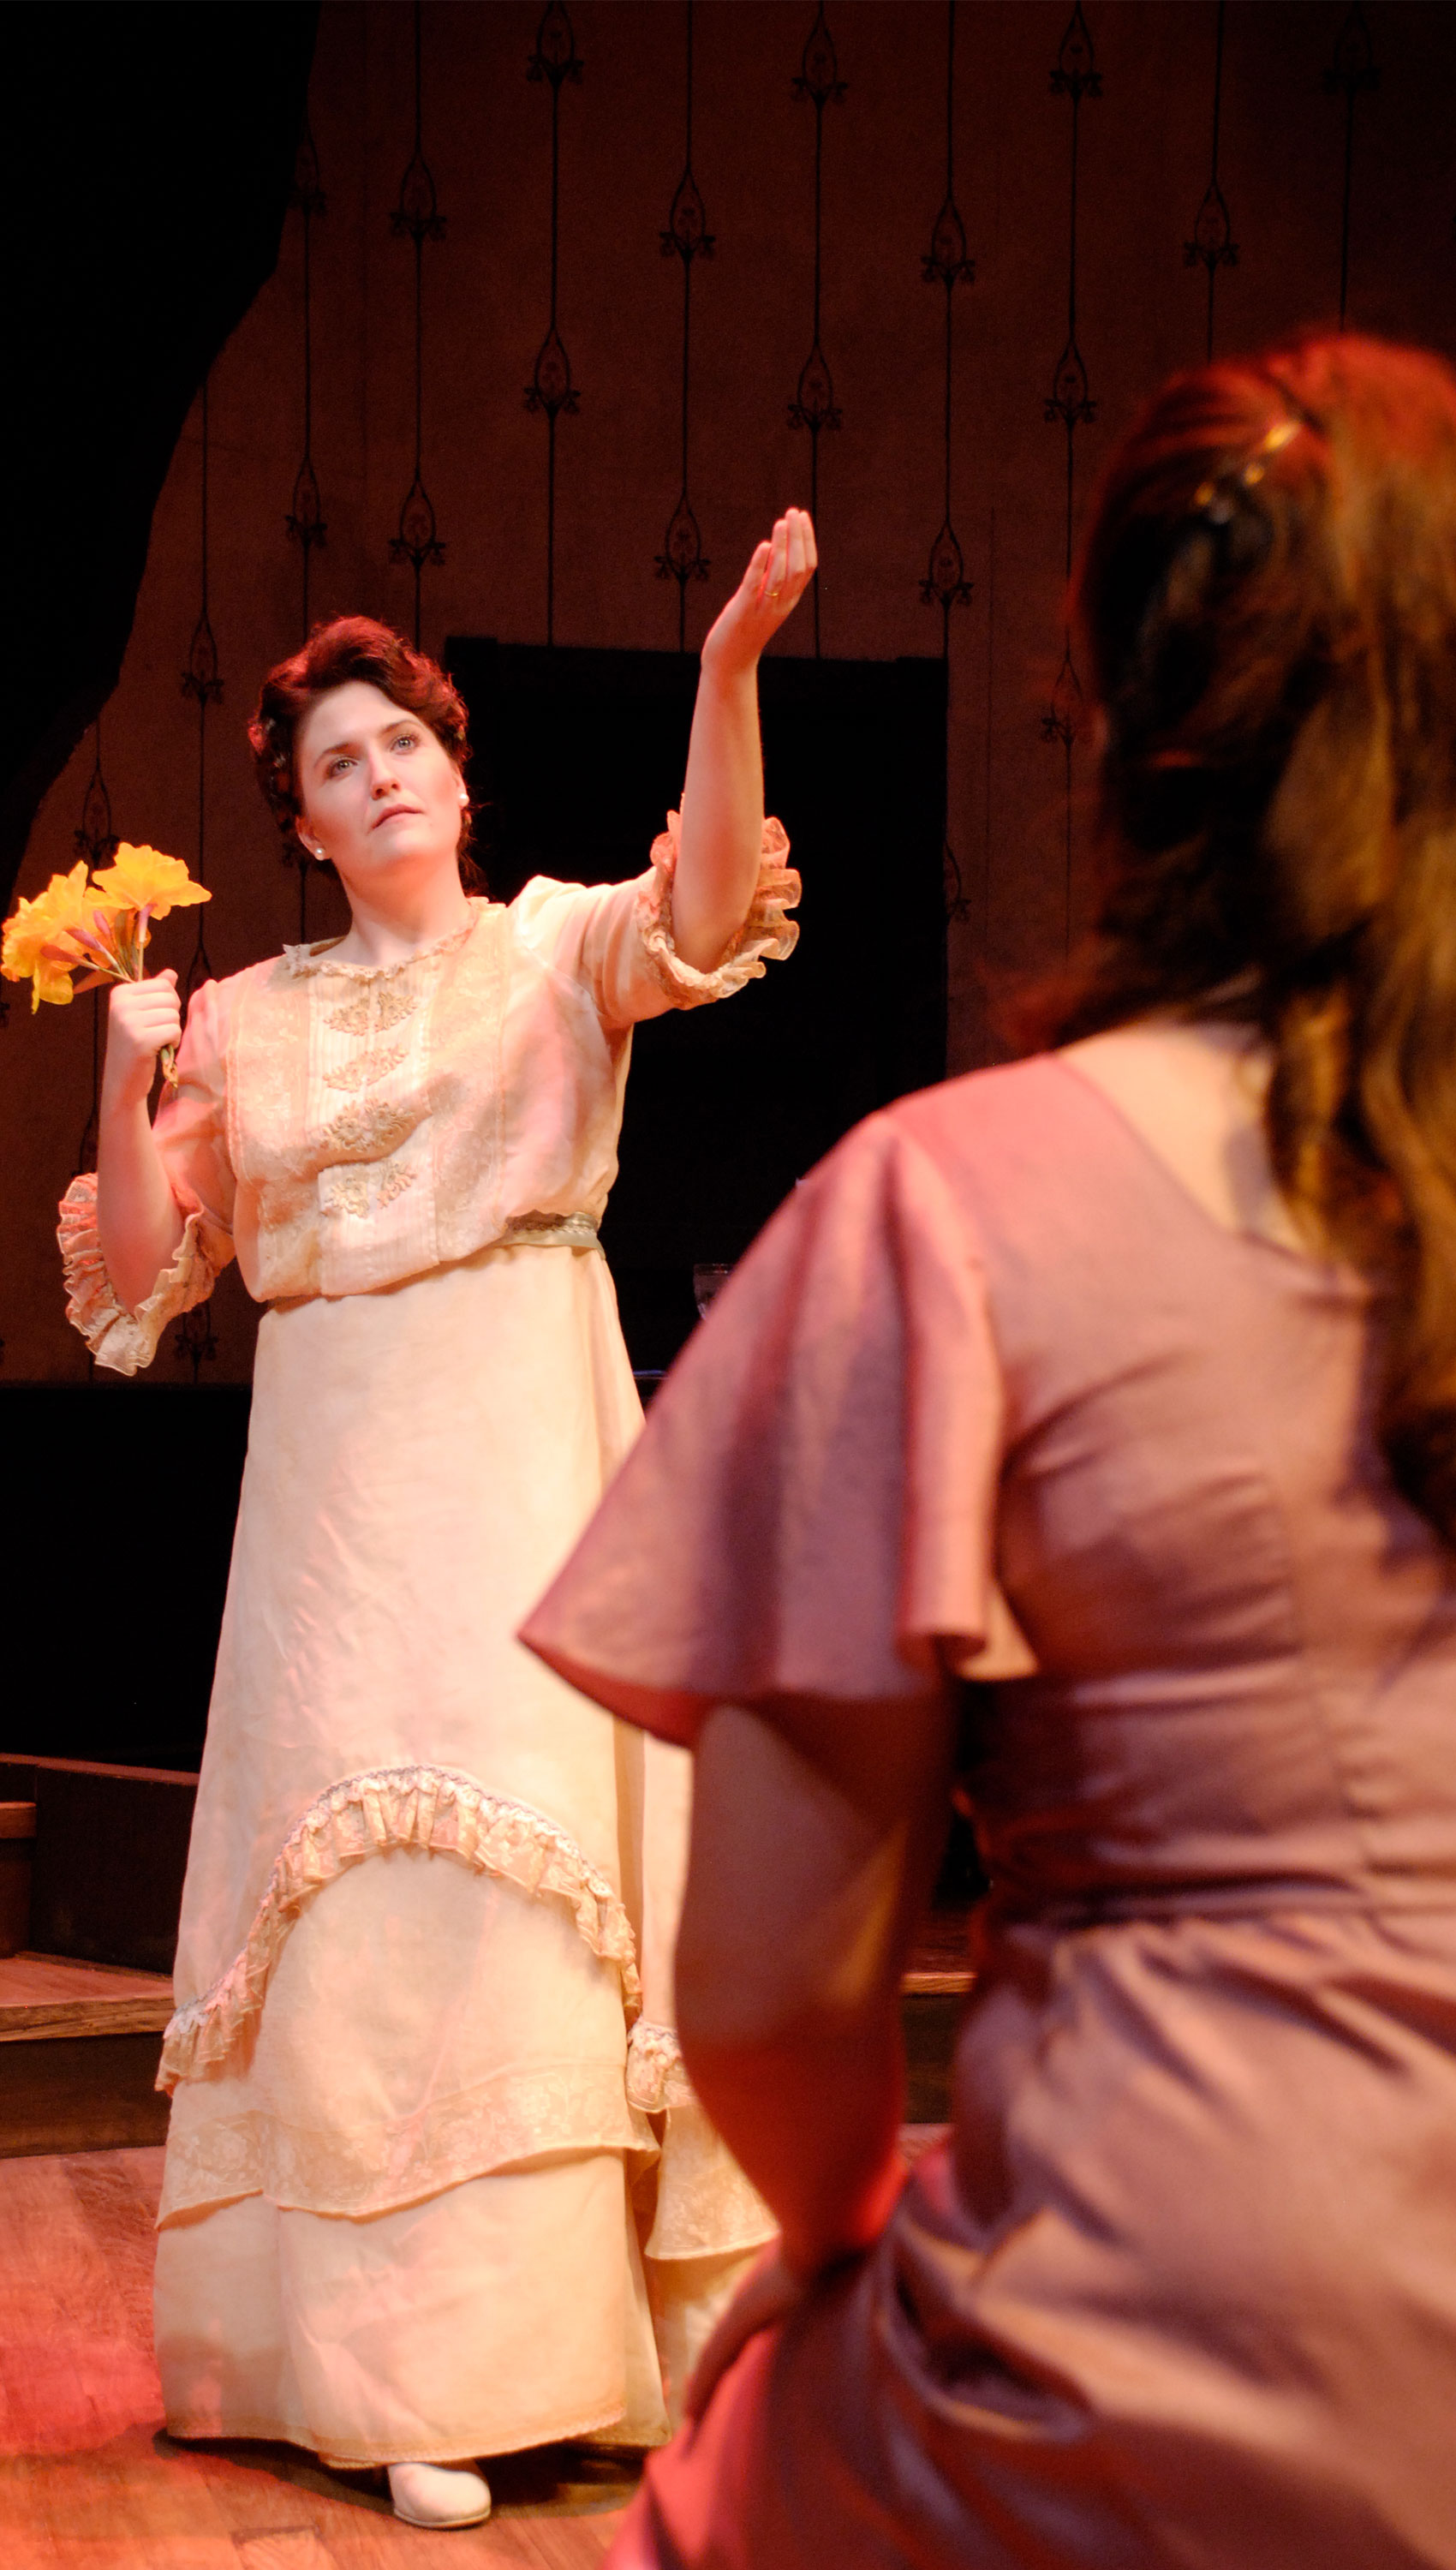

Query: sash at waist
[[498, 1210, 600, 1251], [266, 1213, 604, 1311]]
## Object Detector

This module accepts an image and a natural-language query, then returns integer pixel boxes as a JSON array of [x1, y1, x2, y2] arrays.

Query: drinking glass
[[692, 1262, 731, 1322]]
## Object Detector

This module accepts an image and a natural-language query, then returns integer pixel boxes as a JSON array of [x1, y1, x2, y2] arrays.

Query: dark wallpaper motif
[[1185, 0, 1238, 363], [73, 728, 118, 882], [283, 115, 328, 940], [286, 116, 329, 641], [1041, 0, 1100, 951], [71, 724, 117, 1183], [921, 0, 976, 926], [788, 1, 845, 659], [179, 376, 223, 1015], [525, 0, 584, 647], [1327, 3, 1380, 328], [657, 0, 714, 648], [173, 378, 223, 1374], [8, 0, 1456, 1384], [389, 0, 448, 648]]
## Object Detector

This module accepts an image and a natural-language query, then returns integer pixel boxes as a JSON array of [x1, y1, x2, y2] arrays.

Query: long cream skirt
[[154, 1244, 770, 2461]]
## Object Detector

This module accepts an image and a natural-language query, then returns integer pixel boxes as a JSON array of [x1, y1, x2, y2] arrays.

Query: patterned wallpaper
[[2, 0, 1449, 1382]]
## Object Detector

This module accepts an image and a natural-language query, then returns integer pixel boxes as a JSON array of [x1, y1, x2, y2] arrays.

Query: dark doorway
[[449, 642, 948, 1370], [2, 1384, 250, 1772]]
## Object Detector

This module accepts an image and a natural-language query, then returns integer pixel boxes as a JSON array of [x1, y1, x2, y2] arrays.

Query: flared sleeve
[[511, 810, 799, 1031], [57, 977, 236, 1377], [521, 1109, 1009, 1746]]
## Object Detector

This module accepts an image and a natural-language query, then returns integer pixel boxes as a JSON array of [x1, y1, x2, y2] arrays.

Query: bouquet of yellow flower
[[2, 844, 211, 1090]]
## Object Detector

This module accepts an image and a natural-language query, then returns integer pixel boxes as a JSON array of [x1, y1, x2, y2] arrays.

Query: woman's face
[[293, 680, 465, 894]]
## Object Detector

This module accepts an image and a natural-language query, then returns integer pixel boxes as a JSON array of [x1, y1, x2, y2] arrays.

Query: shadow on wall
[[1, 2, 318, 896]]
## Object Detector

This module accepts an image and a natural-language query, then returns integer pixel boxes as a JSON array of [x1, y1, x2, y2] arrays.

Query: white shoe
[[387, 2461, 492, 2528]]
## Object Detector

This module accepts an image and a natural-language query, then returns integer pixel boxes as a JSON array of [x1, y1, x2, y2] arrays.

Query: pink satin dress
[[524, 1055, 1456, 2570]]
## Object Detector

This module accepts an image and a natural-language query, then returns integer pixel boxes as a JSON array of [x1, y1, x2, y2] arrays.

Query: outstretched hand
[[701, 508, 818, 681]]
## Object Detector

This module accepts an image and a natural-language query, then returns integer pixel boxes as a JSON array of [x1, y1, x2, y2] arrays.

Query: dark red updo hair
[[248, 617, 479, 881]]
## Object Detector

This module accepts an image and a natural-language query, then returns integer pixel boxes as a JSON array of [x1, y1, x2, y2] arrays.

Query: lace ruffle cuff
[[58, 1174, 218, 1378], [639, 810, 800, 1009]]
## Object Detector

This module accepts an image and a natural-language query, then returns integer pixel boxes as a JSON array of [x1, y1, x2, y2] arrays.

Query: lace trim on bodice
[[159, 1766, 642, 2092], [281, 906, 485, 981]]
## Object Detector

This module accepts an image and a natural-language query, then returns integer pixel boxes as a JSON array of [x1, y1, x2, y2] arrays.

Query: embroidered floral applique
[[322, 1156, 417, 1220], [376, 1159, 418, 1210], [325, 1168, 372, 1220], [326, 989, 372, 1039], [324, 1041, 409, 1096], [373, 984, 420, 1032], [326, 984, 419, 1039], [323, 1098, 418, 1156]]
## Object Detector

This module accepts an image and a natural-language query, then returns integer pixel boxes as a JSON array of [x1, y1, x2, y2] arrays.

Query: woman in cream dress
[[61, 510, 815, 2528]]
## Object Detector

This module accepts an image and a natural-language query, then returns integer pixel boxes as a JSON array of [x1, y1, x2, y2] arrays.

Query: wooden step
[[901, 1908, 973, 2124], [904, 1904, 974, 1994], [0, 1799, 35, 1957], [0, 1913, 975, 2158], [0, 1754, 197, 1975], [0, 1949, 174, 2041], [0, 1951, 173, 2159]]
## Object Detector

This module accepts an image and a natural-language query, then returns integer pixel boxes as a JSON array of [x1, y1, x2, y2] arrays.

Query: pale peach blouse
[[59, 815, 798, 1371]]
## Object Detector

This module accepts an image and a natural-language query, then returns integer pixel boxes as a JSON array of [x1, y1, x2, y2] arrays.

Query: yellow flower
[[87, 843, 211, 921], [1, 864, 91, 1009], [3, 842, 209, 1019]]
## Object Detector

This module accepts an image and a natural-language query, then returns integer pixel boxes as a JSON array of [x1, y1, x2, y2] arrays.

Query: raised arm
[[671, 508, 816, 972], [96, 971, 187, 1312]]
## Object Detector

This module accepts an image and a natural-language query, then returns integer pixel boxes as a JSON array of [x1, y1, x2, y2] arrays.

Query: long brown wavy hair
[[1038, 333, 1456, 1547]]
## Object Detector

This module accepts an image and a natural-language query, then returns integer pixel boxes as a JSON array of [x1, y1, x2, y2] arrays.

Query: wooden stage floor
[[0, 2147, 634, 2567]]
